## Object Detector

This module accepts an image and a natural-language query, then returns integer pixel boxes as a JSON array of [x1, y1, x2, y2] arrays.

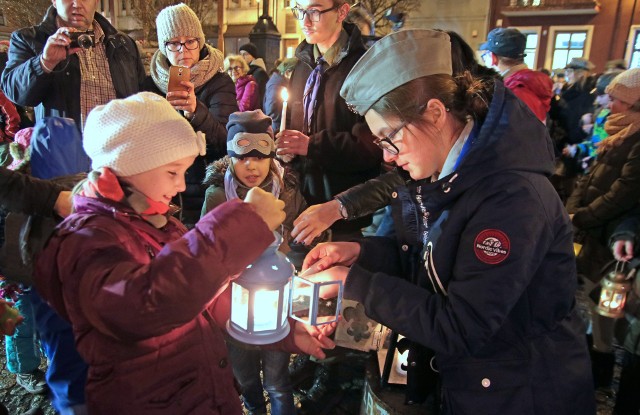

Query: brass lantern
[[596, 261, 636, 319]]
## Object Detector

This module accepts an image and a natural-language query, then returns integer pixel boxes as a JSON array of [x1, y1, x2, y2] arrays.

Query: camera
[[68, 30, 95, 50]]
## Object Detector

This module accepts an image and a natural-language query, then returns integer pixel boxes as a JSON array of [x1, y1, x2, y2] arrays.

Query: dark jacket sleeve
[[610, 215, 640, 246], [263, 74, 285, 132], [191, 72, 238, 156], [0, 166, 62, 216], [1, 28, 55, 107], [336, 170, 404, 219]]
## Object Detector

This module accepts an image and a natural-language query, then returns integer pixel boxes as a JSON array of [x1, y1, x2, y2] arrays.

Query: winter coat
[[345, 81, 595, 414], [0, 6, 145, 133], [34, 196, 275, 415], [201, 156, 307, 255], [566, 128, 640, 282], [235, 75, 260, 112], [263, 72, 288, 132], [247, 58, 268, 108], [0, 167, 61, 216], [549, 77, 596, 177], [503, 68, 553, 123], [288, 23, 383, 237], [143, 66, 239, 228]]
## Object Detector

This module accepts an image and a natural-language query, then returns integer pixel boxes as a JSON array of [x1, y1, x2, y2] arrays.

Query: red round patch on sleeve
[[474, 229, 510, 264]]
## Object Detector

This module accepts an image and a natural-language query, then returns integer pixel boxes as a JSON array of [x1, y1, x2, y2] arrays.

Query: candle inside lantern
[[280, 87, 289, 131]]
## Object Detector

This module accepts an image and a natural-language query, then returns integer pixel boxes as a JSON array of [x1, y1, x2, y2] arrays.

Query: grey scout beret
[[340, 29, 453, 115]]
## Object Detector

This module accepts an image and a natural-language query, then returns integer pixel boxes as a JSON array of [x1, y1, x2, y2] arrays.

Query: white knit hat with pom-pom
[[83, 92, 205, 176]]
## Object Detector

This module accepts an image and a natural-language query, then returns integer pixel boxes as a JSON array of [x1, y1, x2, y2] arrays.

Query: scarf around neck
[[150, 44, 224, 94], [598, 110, 640, 154], [79, 168, 172, 228], [223, 160, 284, 201]]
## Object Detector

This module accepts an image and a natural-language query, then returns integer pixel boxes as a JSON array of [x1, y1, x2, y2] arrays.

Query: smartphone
[[167, 65, 190, 99]]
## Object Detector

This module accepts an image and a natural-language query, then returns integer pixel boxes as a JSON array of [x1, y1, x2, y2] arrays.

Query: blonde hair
[[224, 55, 249, 74]]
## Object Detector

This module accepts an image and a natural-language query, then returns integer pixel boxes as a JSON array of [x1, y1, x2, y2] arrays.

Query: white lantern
[[227, 232, 294, 344], [290, 273, 342, 326]]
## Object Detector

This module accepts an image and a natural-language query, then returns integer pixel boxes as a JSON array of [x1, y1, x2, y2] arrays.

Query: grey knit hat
[[340, 29, 452, 115], [84, 92, 206, 176], [227, 110, 275, 159], [606, 68, 640, 105], [156, 3, 206, 56]]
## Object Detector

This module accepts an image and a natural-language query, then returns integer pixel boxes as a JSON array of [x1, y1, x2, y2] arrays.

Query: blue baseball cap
[[480, 28, 527, 59]]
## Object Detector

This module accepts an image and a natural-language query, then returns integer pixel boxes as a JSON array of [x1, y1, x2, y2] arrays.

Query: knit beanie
[[596, 71, 622, 95], [239, 42, 259, 60], [156, 3, 205, 56], [83, 92, 206, 176], [606, 68, 640, 105], [226, 110, 275, 158]]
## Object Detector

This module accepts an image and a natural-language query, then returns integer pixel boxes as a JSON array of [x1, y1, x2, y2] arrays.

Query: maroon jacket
[[35, 196, 274, 414], [504, 69, 553, 123]]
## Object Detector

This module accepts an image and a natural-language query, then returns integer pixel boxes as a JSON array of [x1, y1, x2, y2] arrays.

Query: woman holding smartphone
[[144, 3, 238, 227]]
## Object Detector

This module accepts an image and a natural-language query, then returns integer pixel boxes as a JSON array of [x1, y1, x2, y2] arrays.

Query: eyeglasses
[[373, 120, 409, 155], [227, 66, 243, 72], [165, 38, 199, 52], [291, 4, 339, 22]]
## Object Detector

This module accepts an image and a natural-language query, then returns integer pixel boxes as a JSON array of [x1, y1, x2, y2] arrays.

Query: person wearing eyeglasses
[[0, 1, 145, 413], [224, 55, 261, 112], [276, 0, 382, 244], [144, 3, 238, 228], [301, 29, 596, 414]]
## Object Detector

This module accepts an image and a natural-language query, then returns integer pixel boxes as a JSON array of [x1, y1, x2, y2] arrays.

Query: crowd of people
[[1, 0, 640, 414]]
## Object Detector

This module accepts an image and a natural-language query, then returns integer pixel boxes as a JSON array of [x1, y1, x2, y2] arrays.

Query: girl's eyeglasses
[[373, 120, 409, 155]]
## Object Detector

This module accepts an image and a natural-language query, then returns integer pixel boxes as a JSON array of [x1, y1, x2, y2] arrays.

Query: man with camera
[[0, 2, 145, 415], [0, 0, 145, 132]]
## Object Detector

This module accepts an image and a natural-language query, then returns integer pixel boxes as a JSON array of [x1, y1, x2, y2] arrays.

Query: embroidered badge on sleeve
[[474, 229, 510, 265]]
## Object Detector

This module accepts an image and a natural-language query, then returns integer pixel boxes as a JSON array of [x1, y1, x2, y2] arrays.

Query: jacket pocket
[[440, 359, 534, 415]]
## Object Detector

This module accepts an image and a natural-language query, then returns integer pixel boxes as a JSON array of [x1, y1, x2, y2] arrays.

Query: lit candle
[[278, 87, 294, 163], [280, 87, 289, 131]]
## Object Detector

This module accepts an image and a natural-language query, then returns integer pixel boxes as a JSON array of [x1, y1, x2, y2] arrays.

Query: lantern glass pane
[[231, 282, 249, 330], [291, 277, 314, 324], [282, 281, 290, 324], [254, 289, 279, 332]]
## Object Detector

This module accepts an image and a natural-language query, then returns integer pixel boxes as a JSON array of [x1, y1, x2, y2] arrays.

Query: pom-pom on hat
[[83, 92, 206, 176], [479, 28, 527, 59], [226, 110, 275, 159], [156, 3, 205, 56], [606, 68, 640, 105], [340, 29, 452, 116]]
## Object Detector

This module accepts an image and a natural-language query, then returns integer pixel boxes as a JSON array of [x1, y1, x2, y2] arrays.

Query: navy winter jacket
[[346, 81, 596, 414]]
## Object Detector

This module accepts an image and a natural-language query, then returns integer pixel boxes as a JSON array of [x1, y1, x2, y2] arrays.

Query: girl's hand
[[613, 240, 634, 262], [302, 242, 360, 272], [292, 201, 342, 245], [292, 320, 336, 359], [166, 80, 196, 115]]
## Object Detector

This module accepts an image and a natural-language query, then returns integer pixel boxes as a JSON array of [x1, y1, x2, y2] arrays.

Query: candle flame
[[281, 88, 289, 102]]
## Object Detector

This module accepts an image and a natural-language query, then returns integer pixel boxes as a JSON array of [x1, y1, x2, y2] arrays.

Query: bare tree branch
[[358, 0, 421, 36]]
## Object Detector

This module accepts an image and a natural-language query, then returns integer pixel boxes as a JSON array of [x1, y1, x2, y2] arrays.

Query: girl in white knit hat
[[34, 92, 335, 415]]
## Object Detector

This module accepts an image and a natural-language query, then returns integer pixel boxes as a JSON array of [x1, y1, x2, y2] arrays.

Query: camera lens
[[77, 34, 93, 50]]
